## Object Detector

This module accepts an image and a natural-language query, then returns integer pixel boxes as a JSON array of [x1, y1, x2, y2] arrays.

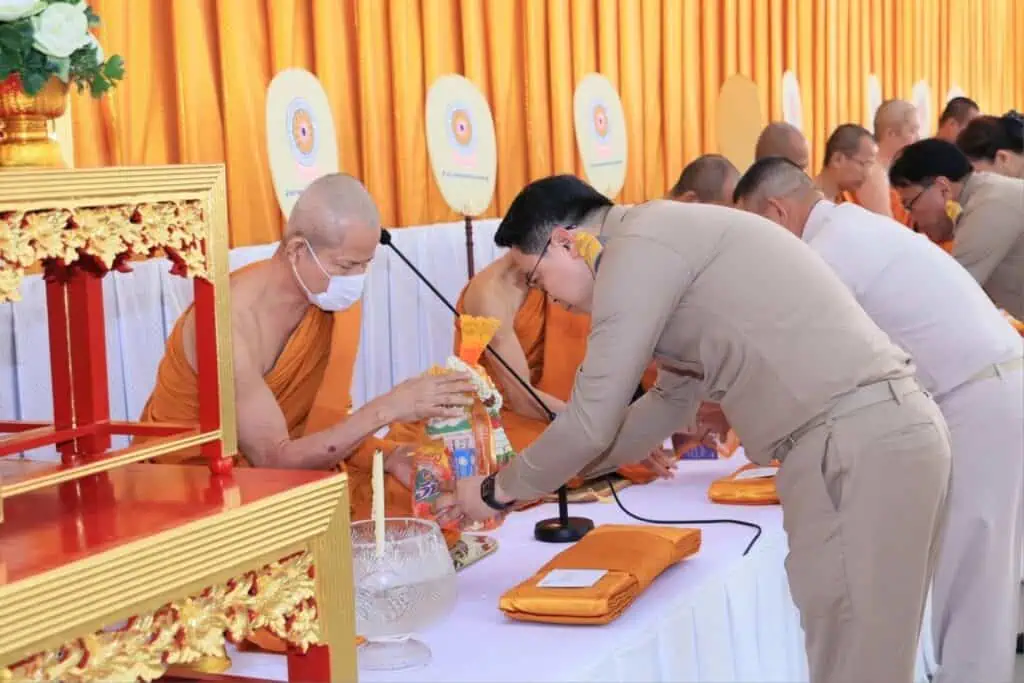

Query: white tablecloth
[[226, 457, 935, 682], [228, 458, 811, 682]]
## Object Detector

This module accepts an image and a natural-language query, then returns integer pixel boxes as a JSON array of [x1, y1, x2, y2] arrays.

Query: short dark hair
[[668, 154, 739, 201], [823, 123, 872, 166], [938, 96, 980, 125], [732, 156, 811, 205], [888, 138, 974, 187], [494, 175, 613, 254], [956, 112, 1024, 161]]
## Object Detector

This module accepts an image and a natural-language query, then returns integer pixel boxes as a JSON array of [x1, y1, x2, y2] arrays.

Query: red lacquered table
[[0, 462, 357, 682]]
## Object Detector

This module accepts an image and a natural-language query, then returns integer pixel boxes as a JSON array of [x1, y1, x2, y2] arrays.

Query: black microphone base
[[533, 515, 594, 543]]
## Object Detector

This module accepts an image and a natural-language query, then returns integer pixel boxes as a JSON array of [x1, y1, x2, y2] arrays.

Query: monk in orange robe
[[139, 173, 476, 523], [857, 98, 922, 226], [816, 123, 880, 205], [753, 122, 811, 171]]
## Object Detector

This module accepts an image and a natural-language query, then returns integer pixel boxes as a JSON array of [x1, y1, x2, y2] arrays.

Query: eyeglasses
[[524, 239, 551, 289], [903, 179, 935, 212], [524, 225, 577, 289]]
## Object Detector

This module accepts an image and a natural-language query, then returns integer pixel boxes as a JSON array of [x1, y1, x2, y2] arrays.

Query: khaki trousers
[[776, 378, 951, 683]]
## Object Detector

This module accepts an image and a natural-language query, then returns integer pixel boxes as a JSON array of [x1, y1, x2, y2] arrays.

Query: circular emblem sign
[[266, 69, 339, 218], [573, 74, 627, 199], [425, 75, 497, 217], [716, 74, 764, 173]]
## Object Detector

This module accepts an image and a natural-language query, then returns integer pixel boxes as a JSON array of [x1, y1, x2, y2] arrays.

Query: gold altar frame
[[0, 165, 236, 505]]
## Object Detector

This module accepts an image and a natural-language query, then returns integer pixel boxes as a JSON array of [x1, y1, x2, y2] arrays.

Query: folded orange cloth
[[499, 525, 701, 625], [708, 461, 779, 505]]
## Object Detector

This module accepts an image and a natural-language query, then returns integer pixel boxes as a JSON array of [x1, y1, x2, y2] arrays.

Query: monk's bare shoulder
[[180, 264, 264, 373], [462, 255, 526, 322]]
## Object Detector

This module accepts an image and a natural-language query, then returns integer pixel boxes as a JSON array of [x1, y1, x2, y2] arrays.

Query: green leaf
[[21, 70, 46, 95], [102, 54, 124, 80], [48, 56, 70, 82], [88, 75, 111, 97], [85, 6, 100, 26]]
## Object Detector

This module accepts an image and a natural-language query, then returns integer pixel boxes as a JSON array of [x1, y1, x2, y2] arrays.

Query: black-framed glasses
[[524, 238, 551, 289], [904, 179, 936, 212]]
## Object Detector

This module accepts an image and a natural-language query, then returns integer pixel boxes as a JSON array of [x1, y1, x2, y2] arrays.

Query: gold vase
[[0, 74, 69, 168]]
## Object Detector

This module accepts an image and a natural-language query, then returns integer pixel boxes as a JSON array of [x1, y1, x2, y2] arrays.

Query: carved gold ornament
[[0, 200, 210, 303], [1, 552, 320, 683]]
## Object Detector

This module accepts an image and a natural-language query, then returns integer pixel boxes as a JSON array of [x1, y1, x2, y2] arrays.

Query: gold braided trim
[[0, 552, 319, 683], [0, 200, 209, 304]]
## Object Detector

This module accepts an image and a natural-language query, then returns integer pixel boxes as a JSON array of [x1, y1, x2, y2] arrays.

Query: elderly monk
[[754, 121, 810, 170], [454, 174, 950, 683], [666, 154, 740, 205], [735, 156, 1023, 683], [936, 96, 980, 144], [452, 177, 671, 485], [815, 124, 878, 203], [890, 139, 1024, 321], [862, 99, 922, 224], [140, 174, 476, 520]]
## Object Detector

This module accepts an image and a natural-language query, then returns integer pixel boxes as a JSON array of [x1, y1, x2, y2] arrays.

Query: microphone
[[381, 227, 593, 543]]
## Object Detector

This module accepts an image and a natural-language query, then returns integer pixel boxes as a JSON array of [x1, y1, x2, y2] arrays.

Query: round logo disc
[[573, 74, 627, 199]]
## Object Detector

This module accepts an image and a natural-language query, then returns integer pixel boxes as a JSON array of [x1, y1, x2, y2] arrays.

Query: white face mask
[[293, 240, 366, 312]]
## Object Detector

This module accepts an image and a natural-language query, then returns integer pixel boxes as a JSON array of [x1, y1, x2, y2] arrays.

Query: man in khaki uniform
[[890, 138, 1024, 320], [666, 154, 739, 205], [452, 175, 952, 683]]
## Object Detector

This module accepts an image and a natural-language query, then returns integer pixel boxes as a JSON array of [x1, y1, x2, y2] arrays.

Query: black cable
[[604, 476, 763, 556], [382, 228, 763, 556]]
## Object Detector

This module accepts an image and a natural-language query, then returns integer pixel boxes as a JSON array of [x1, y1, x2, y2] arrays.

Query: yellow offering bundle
[[707, 461, 780, 505], [499, 525, 701, 625], [416, 316, 516, 533]]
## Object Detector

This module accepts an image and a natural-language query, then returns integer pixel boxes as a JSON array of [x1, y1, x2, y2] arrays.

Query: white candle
[[372, 449, 385, 557]]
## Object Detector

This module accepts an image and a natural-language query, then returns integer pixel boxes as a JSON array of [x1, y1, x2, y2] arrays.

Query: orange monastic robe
[[455, 288, 657, 484], [140, 295, 410, 522], [837, 188, 913, 227]]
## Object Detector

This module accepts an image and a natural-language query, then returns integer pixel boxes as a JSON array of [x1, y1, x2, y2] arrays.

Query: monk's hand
[[452, 475, 504, 523], [383, 446, 416, 488], [386, 371, 477, 422], [641, 447, 678, 479], [696, 401, 730, 440]]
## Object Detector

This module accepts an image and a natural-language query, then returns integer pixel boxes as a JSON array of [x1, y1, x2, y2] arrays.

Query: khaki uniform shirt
[[496, 201, 914, 500], [953, 172, 1024, 320]]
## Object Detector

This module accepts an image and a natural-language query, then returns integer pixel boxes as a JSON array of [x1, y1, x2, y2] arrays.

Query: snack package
[[423, 315, 516, 532], [412, 443, 461, 547]]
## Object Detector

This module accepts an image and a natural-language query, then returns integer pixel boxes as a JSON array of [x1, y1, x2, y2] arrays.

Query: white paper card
[[537, 569, 608, 588], [662, 437, 674, 450], [733, 466, 779, 481]]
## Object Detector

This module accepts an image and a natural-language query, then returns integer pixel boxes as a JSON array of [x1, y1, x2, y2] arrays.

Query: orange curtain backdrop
[[71, 0, 1024, 248]]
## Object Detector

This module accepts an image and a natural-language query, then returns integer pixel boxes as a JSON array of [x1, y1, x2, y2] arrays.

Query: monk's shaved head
[[668, 154, 740, 204], [286, 173, 381, 248], [733, 156, 817, 211], [755, 122, 810, 171], [874, 99, 918, 137]]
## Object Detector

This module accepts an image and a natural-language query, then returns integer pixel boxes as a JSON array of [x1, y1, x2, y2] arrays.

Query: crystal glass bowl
[[352, 517, 457, 670]]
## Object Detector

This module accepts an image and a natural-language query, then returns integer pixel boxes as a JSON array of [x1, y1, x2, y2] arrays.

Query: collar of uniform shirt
[[956, 171, 981, 213], [802, 198, 837, 243]]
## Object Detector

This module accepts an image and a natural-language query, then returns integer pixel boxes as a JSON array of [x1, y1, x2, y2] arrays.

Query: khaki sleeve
[[579, 366, 704, 479], [954, 201, 1023, 286], [495, 235, 694, 500]]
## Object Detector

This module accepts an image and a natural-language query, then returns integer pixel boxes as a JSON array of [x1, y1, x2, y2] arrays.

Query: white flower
[[0, 0, 44, 22], [31, 2, 90, 59], [86, 32, 102, 64]]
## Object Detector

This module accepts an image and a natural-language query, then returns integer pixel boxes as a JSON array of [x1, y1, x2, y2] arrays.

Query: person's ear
[[994, 149, 1013, 169], [549, 226, 575, 253], [934, 176, 954, 199]]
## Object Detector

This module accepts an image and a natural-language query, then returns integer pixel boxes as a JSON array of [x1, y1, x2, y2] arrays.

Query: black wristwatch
[[480, 473, 514, 511]]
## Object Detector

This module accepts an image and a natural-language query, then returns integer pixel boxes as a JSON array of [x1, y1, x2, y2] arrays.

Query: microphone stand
[[381, 228, 593, 543]]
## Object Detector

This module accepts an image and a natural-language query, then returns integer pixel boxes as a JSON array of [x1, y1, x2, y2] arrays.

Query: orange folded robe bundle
[[499, 525, 701, 625], [708, 461, 780, 505]]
